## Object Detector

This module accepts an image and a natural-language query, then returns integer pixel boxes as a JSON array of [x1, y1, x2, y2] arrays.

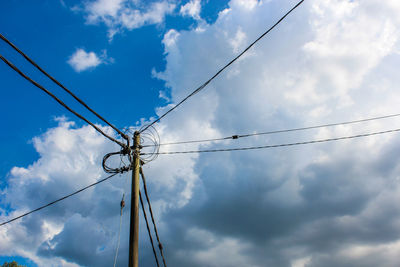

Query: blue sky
[[2, 0, 400, 267], [0, 0, 228, 182]]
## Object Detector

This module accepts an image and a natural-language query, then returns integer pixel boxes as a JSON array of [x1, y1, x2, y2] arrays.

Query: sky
[[1, 0, 400, 266]]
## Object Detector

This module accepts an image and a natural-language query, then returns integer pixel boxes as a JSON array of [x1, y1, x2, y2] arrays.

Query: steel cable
[[142, 128, 400, 155], [142, 113, 400, 147]]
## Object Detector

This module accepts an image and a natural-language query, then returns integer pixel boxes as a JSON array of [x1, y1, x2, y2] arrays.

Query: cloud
[[3, 0, 400, 266], [230, 0, 259, 10], [67, 49, 112, 72], [82, 0, 176, 39], [162, 29, 180, 48], [148, 0, 400, 266], [229, 27, 247, 53], [180, 0, 202, 20], [0, 115, 201, 266], [0, 119, 124, 266]]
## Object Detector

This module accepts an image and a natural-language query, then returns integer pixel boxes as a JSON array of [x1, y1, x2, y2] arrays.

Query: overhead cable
[[139, 0, 305, 133], [0, 173, 118, 227], [139, 191, 160, 267], [0, 54, 126, 148], [0, 33, 129, 142], [140, 168, 167, 267], [142, 128, 400, 155], [142, 113, 400, 147]]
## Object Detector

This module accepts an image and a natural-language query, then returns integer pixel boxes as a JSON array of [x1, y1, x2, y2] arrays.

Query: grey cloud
[[158, 136, 400, 266]]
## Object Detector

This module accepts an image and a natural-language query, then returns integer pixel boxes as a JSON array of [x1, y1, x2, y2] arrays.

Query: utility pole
[[129, 131, 141, 267]]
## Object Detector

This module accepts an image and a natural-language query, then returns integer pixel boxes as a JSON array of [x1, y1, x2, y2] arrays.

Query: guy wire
[[140, 190, 160, 267], [140, 167, 167, 267]]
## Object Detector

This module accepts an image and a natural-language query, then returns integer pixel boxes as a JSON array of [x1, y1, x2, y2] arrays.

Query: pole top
[[133, 131, 141, 148]]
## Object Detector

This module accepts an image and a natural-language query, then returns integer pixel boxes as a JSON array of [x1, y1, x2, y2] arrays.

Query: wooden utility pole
[[129, 131, 141, 267]]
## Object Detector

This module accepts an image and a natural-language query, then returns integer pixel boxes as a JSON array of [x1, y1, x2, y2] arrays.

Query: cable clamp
[[232, 135, 239, 139]]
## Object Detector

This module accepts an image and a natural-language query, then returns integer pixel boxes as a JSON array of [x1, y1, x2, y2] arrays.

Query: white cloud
[[230, 0, 259, 10], [120, 1, 175, 29], [4, 0, 400, 266], [85, 0, 125, 22], [301, 0, 398, 104], [229, 27, 247, 53], [180, 0, 202, 20], [82, 0, 176, 39], [67, 49, 108, 72], [162, 29, 180, 48], [0, 119, 122, 266]]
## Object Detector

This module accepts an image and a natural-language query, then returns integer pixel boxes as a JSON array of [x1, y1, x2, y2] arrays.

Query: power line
[[139, 0, 305, 133], [0, 33, 129, 142], [139, 191, 161, 267], [0, 173, 118, 227], [142, 128, 400, 155], [0, 54, 126, 148], [140, 168, 167, 267], [142, 113, 400, 147]]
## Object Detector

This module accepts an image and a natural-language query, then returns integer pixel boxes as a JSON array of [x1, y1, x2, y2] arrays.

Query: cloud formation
[[180, 0, 202, 20], [3, 0, 400, 266], [67, 49, 112, 72], [82, 0, 176, 38]]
